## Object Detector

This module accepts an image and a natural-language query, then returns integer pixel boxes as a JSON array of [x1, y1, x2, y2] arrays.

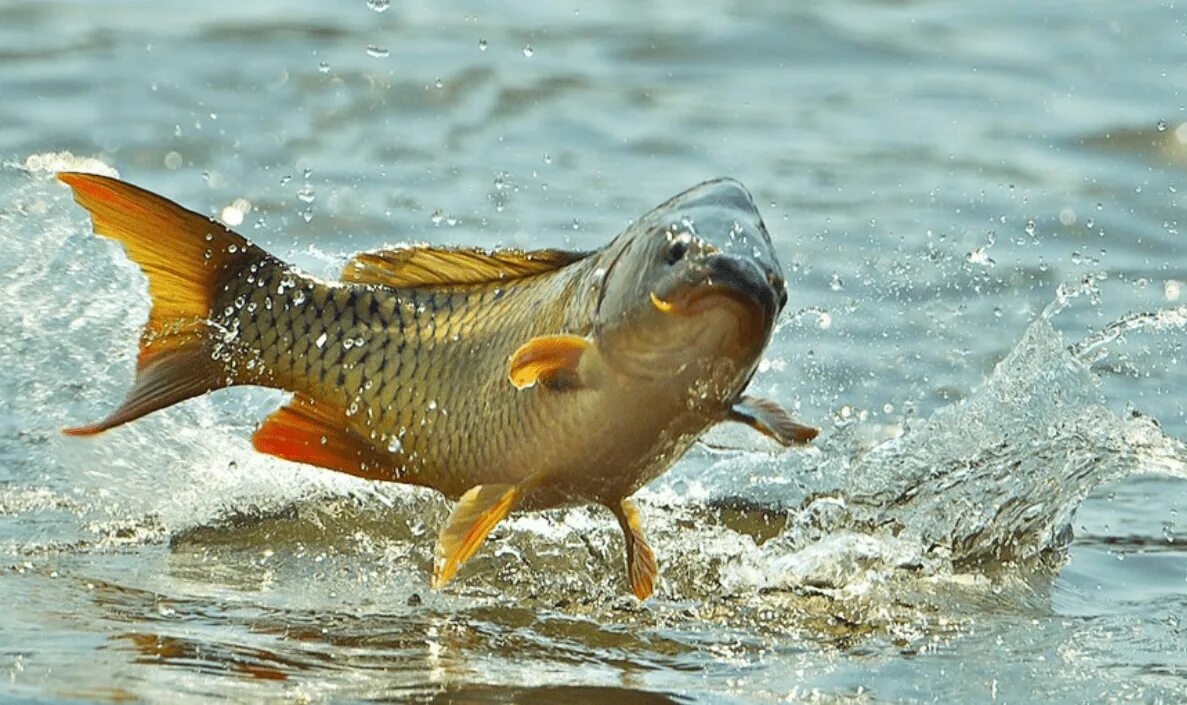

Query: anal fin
[[612, 498, 658, 600], [252, 394, 390, 481], [432, 484, 521, 589], [728, 396, 819, 446]]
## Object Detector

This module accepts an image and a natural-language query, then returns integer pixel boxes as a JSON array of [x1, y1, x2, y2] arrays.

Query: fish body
[[58, 172, 817, 598]]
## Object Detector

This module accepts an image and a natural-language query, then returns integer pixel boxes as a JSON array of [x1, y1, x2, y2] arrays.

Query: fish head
[[593, 178, 786, 389]]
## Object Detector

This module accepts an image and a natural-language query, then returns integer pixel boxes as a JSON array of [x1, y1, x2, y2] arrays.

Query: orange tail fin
[[58, 172, 266, 436]]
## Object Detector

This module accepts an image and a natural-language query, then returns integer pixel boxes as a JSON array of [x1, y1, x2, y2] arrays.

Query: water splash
[[3, 156, 1186, 639]]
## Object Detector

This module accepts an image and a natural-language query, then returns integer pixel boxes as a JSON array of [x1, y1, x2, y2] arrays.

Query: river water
[[1, 1, 1185, 703]]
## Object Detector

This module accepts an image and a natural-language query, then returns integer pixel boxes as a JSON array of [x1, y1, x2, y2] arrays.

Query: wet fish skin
[[57, 172, 816, 599]]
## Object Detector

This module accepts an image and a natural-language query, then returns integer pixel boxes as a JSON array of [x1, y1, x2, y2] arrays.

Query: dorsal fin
[[341, 246, 587, 289]]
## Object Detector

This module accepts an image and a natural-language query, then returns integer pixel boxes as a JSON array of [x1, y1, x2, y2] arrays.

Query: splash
[[2, 157, 1185, 632]]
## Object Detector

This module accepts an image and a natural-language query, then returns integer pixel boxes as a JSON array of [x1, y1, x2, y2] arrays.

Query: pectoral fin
[[611, 498, 658, 600], [508, 335, 597, 390], [432, 484, 521, 589], [728, 396, 819, 446]]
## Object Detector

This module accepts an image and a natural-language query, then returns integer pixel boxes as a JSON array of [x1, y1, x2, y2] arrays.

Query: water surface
[[2, 1, 1186, 703]]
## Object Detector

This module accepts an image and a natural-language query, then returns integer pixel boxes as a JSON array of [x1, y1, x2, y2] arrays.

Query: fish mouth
[[652, 254, 782, 327]]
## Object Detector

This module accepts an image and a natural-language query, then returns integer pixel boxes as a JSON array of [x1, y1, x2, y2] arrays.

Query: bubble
[[163, 151, 183, 170], [1059, 208, 1076, 226], [1166, 280, 1183, 302]]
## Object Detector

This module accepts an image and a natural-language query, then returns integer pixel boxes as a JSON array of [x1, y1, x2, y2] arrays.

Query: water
[[2, 1, 1186, 702]]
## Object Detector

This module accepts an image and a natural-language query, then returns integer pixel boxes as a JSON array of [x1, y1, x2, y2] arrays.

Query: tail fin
[[58, 172, 265, 436]]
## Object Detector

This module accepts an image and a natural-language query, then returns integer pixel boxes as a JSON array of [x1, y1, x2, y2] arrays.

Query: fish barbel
[[58, 172, 817, 599]]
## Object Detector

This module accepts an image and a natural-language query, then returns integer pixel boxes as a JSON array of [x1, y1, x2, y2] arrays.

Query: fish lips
[[657, 254, 784, 328]]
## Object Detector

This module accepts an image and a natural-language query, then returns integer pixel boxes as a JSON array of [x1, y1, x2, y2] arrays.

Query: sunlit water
[[2, 1, 1186, 703]]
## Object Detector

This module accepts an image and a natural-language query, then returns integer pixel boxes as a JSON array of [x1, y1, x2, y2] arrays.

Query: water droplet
[[433, 78, 444, 89], [1157, 119, 1168, 132], [1024, 219, 1037, 237], [387, 436, 403, 453], [428, 400, 438, 411], [478, 38, 488, 51], [522, 44, 534, 58], [366, 0, 389, 11], [966, 247, 995, 267], [366, 45, 390, 58], [318, 61, 331, 74], [297, 184, 316, 203], [163, 151, 182, 170], [220, 198, 252, 227], [315, 332, 328, 348], [829, 273, 844, 291], [430, 210, 444, 225]]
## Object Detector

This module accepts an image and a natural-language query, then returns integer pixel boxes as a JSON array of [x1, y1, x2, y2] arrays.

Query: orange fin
[[432, 484, 521, 589], [342, 246, 587, 290], [58, 172, 265, 434], [612, 498, 658, 600], [252, 394, 391, 481], [728, 396, 819, 446], [63, 348, 221, 436], [508, 335, 595, 390]]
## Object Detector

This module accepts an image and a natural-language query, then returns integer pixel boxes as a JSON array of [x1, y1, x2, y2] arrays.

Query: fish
[[57, 172, 818, 599]]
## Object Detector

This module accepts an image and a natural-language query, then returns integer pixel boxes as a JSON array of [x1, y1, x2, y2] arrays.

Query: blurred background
[[1, 1, 1185, 703]]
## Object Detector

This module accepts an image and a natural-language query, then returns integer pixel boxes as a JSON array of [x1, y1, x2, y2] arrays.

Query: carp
[[58, 172, 817, 599]]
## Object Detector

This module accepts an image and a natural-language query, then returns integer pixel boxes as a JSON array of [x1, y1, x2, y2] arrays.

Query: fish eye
[[663, 232, 692, 265]]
